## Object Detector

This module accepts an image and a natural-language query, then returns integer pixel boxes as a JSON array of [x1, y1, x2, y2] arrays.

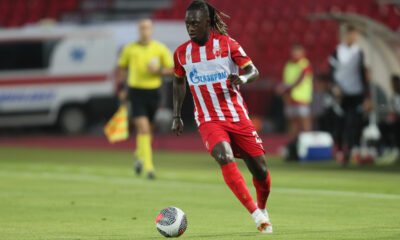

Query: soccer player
[[171, 0, 272, 233], [118, 19, 174, 179]]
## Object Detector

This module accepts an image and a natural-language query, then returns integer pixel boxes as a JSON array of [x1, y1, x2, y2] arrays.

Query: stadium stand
[[154, 0, 400, 116], [0, 0, 398, 118], [0, 0, 80, 27], [1, 0, 397, 80], [154, 0, 400, 81]]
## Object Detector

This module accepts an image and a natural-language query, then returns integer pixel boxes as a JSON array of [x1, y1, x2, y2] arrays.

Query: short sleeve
[[118, 45, 130, 68], [173, 50, 185, 78], [159, 44, 174, 68], [228, 38, 252, 69], [299, 59, 312, 73]]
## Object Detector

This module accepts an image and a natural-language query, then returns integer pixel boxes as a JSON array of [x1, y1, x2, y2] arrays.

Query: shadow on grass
[[143, 231, 258, 239]]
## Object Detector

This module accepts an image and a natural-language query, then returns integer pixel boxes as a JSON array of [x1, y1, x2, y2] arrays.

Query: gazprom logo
[[189, 67, 228, 84]]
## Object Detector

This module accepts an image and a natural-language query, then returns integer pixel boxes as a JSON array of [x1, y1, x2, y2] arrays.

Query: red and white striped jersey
[[174, 32, 252, 126]]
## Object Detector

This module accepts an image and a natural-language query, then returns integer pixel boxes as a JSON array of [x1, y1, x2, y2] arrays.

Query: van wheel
[[59, 107, 87, 134]]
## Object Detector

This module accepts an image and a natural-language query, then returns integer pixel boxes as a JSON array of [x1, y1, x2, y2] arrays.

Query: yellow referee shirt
[[118, 41, 173, 89]]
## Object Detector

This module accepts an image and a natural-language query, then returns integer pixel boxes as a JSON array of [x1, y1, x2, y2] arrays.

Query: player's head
[[185, 0, 229, 44], [291, 44, 305, 60], [138, 19, 153, 43], [344, 25, 358, 46]]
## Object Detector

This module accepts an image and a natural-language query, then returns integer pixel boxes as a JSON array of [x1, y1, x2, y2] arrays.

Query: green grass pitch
[[1, 146, 400, 240]]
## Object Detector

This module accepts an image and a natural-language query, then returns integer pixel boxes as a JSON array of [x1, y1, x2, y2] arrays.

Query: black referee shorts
[[128, 87, 160, 122]]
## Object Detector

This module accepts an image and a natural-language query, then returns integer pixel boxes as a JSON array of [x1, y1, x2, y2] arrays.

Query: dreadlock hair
[[187, 0, 230, 36]]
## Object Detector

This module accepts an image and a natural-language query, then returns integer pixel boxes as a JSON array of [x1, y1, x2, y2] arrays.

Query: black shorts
[[128, 88, 160, 122]]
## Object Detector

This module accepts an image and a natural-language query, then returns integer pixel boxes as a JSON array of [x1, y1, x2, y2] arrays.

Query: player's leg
[[242, 155, 272, 233], [211, 141, 270, 232], [242, 155, 270, 210], [211, 141, 257, 214]]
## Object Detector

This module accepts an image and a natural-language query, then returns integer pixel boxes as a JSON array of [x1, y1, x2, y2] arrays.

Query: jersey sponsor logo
[[189, 67, 228, 84]]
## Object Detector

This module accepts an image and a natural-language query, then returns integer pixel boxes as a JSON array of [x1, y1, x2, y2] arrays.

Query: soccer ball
[[156, 207, 187, 238]]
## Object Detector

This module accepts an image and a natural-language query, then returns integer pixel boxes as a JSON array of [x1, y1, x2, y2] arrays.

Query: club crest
[[213, 47, 221, 57]]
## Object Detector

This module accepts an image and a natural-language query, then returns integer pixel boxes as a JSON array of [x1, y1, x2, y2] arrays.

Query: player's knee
[[216, 152, 235, 166], [254, 164, 267, 180], [254, 158, 268, 180]]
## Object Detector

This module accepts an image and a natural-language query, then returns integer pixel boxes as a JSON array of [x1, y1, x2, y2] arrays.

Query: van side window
[[0, 40, 58, 71]]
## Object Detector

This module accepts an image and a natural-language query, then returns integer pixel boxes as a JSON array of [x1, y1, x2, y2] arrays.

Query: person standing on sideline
[[278, 44, 313, 140], [118, 19, 174, 179], [329, 25, 372, 166]]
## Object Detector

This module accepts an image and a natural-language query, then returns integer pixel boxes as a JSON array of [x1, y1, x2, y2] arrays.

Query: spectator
[[278, 44, 313, 140], [329, 25, 372, 166], [390, 75, 400, 150]]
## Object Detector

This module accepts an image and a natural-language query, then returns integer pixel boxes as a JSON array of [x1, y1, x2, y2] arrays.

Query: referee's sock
[[221, 162, 257, 214], [137, 134, 154, 172]]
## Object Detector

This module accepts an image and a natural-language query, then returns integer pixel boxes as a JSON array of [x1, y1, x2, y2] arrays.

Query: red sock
[[221, 162, 257, 213], [252, 172, 271, 210]]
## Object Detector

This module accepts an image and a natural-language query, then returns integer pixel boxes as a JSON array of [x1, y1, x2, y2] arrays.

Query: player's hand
[[332, 85, 342, 100], [118, 89, 128, 102], [171, 117, 184, 136], [228, 74, 246, 85], [363, 98, 373, 114]]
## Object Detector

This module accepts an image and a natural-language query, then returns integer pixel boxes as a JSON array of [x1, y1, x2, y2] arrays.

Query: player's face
[[185, 10, 210, 44]]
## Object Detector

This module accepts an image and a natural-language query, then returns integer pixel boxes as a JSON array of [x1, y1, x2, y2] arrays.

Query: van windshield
[[0, 40, 58, 71]]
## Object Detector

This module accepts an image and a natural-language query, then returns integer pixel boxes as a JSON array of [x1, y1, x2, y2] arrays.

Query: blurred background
[[1, 0, 400, 163]]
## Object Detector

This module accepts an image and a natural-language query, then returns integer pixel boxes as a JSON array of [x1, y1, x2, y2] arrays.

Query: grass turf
[[0, 146, 400, 240]]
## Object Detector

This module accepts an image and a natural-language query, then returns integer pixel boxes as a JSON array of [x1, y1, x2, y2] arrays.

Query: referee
[[118, 19, 173, 179]]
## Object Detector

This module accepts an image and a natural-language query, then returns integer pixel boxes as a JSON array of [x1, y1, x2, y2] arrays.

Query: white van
[[0, 26, 118, 133]]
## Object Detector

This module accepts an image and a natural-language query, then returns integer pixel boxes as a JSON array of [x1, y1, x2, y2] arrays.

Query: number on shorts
[[252, 131, 262, 143]]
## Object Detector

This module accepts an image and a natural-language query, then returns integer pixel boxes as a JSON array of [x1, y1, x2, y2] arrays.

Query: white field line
[[1, 169, 400, 200]]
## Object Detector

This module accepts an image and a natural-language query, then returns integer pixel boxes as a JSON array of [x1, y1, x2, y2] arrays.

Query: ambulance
[[0, 26, 119, 134]]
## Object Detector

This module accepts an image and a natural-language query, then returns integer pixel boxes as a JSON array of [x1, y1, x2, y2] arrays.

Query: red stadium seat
[[153, 0, 400, 114], [0, 0, 81, 27]]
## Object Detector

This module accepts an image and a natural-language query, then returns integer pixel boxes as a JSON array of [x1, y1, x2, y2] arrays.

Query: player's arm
[[171, 49, 186, 136], [229, 63, 259, 85], [227, 38, 259, 85], [171, 75, 186, 136]]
